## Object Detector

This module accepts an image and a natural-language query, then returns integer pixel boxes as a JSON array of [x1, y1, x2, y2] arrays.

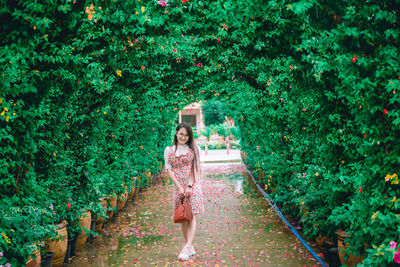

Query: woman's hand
[[184, 186, 192, 197], [177, 186, 185, 197]]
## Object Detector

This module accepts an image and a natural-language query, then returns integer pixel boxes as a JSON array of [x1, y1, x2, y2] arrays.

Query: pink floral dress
[[164, 145, 204, 214]]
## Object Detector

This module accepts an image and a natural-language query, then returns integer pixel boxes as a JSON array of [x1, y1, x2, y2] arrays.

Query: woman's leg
[[185, 214, 197, 247], [181, 221, 188, 244]]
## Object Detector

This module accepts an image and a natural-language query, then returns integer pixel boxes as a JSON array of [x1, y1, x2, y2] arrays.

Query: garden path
[[68, 163, 320, 266]]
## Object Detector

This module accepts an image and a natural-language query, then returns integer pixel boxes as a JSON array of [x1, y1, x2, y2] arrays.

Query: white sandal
[[178, 246, 191, 261], [190, 245, 195, 256]]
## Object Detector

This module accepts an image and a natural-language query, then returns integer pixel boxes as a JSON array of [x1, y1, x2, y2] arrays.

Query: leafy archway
[[1, 0, 399, 265]]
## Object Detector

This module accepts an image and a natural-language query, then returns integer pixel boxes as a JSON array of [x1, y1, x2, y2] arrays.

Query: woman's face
[[176, 127, 189, 145]]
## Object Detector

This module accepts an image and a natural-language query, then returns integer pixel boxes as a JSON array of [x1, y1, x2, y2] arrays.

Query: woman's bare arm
[[168, 169, 184, 193]]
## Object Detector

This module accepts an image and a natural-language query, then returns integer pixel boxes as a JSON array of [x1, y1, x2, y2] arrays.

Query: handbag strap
[[176, 195, 191, 205]]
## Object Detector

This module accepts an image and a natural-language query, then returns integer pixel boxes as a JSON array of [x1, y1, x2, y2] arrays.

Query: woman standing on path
[[164, 122, 205, 261]]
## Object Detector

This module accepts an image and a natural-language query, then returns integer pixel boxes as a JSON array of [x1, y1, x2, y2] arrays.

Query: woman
[[164, 122, 205, 261]]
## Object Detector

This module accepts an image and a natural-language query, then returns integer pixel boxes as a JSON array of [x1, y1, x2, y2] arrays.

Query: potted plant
[[76, 210, 91, 251], [44, 220, 68, 267]]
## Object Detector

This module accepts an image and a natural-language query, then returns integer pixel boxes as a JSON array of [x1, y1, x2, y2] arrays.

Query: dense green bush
[[0, 0, 399, 265], [231, 1, 400, 265], [0, 0, 193, 264], [202, 99, 232, 126]]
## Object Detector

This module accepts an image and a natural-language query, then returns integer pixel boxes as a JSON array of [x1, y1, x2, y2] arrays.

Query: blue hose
[[244, 166, 327, 267]]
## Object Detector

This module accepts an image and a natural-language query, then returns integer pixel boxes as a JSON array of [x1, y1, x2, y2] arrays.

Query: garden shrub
[[202, 98, 232, 126]]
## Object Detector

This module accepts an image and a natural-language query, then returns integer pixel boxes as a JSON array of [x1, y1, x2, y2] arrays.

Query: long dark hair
[[173, 122, 199, 180]]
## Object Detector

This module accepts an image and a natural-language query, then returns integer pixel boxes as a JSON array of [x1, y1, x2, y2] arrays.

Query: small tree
[[202, 99, 231, 126]]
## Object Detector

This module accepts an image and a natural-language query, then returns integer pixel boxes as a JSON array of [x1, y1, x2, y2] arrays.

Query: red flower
[[352, 56, 357, 63], [363, 133, 366, 138], [217, 37, 220, 42], [359, 186, 363, 193], [173, 48, 177, 53], [302, 108, 306, 111], [383, 109, 388, 115], [67, 203, 71, 209], [112, 135, 116, 137]]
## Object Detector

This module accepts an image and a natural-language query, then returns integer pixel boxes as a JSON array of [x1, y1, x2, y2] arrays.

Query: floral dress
[[164, 145, 204, 214]]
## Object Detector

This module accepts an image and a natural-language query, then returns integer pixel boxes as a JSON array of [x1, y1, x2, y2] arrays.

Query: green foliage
[[200, 124, 240, 140], [232, 0, 400, 265], [202, 99, 232, 126], [0, 0, 399, 265], [197, 140, 240, 150]]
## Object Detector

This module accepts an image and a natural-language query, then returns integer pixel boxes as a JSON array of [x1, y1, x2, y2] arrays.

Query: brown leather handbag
[[174, 195, 193, 223]]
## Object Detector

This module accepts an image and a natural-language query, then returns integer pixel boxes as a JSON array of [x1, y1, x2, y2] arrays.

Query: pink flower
[[390, 241, 398, 249], [302, 108, 306, 111], [157, 0, 167, 6], [352, 56, 357, 63], [181, 34, 184, 37], [394, 251, 400, 264]]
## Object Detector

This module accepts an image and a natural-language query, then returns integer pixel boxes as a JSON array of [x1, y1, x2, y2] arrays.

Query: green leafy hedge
[[0, 0, 399, 265], [231, 1, 400, 265]]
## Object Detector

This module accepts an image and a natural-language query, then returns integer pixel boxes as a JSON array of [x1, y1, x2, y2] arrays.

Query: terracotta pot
[[128, 187, 134, 201], [128, 181, 135, 201], [45, 220, 68, 267], [25, 248, 41, 267], [76, 211, 91, 251], [118, 190, 128, 211], [95, 199, 108, 232], [336, 229, 365, 267], [107, 194, 117, 219], [134, 178, 141, 196]]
